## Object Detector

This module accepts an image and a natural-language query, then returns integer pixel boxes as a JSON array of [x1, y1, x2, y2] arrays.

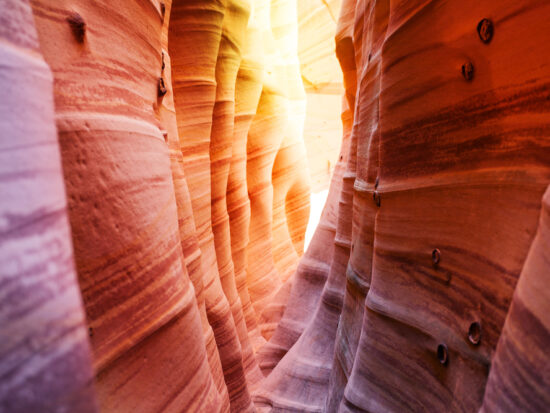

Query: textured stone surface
[[30, 1, 224, 411], [258, 0, 550, 411], [480, 185, 550, 413], [228, 4, 266, 355], [255, 0, 550, 410], [0, 2, 97, 411], [170, 0, 255, 410], [338, 1, 550, 411], [2, 0, 550, 411], [160, 1, 229, 408]]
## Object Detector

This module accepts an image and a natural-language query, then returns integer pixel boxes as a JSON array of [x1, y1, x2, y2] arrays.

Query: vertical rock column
[[210, 0, 263, 387], [30, 0, 221, 411], [246, 79, 287, 336], [227, 3, 266, 353], [169, 1, 254, 410], [326, 0, 376, 408], [257, 0, 313, 347], [254, 99, 352, 410], [270, 0, 311, 282], [0, 1, 97, 411], [245, 0, 288, 335], [256, 126, 347, 375], [340, 0, 550, 411], [158, 1, 229, 409], [324, 101, 358, 412], [254, 0, 345, 375], [253, 2, 354, 395], [480, 186, 550, 413]]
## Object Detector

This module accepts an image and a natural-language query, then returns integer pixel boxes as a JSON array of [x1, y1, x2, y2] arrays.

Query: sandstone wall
[[1, 0, 549, 412], [0, 1, 97, 411], [257, 0, 550, 411]]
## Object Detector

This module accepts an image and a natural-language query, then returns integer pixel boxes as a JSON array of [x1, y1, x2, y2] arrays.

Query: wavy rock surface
[[339, 2, 550, 411], [2, 0, 550, 412], [480, 185, 550, 413], [210, 0, 264, 390], [30, 1, 224, 411], [170, 0, 255, 410], [257, 0, 550, 411], [160, 1, 229, 408], [299, 0, 343, 194], [228, 5, 266, 354], [270, 0, 310, 278], [0, 2, 97, 411]]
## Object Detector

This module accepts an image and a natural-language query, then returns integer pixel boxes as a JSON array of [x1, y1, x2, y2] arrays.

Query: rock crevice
[[1, 0, 549, 412]]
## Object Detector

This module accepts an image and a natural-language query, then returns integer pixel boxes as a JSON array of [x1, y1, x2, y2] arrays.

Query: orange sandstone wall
[[4, 0, 313, 411], [29, 1, 225, 411], [0, 1, 97, 411], [1, 0, 550, 412], [256, 0, 550, 411]]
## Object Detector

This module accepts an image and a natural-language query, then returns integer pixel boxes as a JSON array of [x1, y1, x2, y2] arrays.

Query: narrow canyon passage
[[1, 1, 550, 413]]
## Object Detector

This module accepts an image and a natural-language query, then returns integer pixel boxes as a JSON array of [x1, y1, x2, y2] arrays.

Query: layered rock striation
[[1, 0, 549, 412]]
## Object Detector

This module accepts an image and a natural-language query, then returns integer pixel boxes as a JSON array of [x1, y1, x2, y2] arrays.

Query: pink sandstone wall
[[1, 0, 549, 412]]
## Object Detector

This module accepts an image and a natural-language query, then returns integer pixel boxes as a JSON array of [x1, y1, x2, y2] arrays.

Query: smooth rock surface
[[2, 0, 549, 411], [0, 1, 97, 411]]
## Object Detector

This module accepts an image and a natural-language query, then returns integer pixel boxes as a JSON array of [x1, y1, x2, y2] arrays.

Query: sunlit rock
[[1, 0, 549, 411]]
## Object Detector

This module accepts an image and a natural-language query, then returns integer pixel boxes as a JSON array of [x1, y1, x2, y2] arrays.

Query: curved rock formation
[[244, 0, 287, 331], [170, 0, 255, 410], [2, 0, 550, 411], [227, 5, 266, 353], [0, 2, 96, 411], [246, 78, 287, 335], [258, 0, 550, 411], [271, 0, 311, 278], [159, 1, 229, 408], [480, 185, 550, 413], [29, 1, 223, 411], [208, 0, 264, 391], [338, 1, 550, 411]]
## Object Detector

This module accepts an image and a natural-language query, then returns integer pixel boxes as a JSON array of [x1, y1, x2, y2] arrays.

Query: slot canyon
[[1, 0, 550, 412]]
